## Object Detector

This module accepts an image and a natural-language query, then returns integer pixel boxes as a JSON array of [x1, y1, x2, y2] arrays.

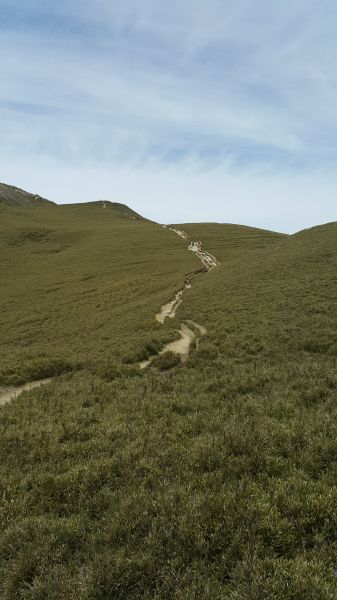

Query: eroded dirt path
[[0, 378, 52, 406], [155, 289, 184, 323], [139, 321, 207, 370], [156, 227, 218, 323], [140, 227, 218, 369], [1, 226, 218, 403], [188, 241, 218, 270]]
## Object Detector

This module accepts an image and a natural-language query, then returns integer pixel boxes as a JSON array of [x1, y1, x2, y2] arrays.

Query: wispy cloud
[[1, 0, 337, 229]]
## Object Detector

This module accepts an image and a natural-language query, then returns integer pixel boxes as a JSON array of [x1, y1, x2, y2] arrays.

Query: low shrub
[[151, 351, 181, 371]]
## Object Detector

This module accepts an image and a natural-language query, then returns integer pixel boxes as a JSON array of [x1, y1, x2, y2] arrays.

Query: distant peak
[[0, 183, 55, 207]]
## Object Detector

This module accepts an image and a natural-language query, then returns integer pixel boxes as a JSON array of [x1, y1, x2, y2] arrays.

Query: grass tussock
[[1, 198, 337, 598], [151, 351, 181, 371]]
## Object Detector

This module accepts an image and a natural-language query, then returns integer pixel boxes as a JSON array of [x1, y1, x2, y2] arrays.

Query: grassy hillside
[[1, 198, 337, 599], [0, 199, 199, 385], [175, 222, 286, 263], [0, 183, 54, 207]]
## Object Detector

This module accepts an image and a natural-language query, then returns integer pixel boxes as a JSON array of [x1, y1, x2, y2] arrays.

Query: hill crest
[[0, 183, 55, 207], [0, 183, 146, 221]]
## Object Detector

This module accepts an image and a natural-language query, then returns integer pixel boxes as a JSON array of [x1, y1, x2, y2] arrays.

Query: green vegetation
[[151, 350, 182, 371], [176, 222, 286, 263], [0, 193, 199, 385], [0, 183, 54, 208], [1, 184, 337, 598]]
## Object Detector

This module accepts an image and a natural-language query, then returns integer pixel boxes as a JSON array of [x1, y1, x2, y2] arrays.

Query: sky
[[1, 0, 337, 232]]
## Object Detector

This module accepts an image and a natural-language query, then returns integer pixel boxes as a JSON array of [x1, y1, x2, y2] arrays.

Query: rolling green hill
[[175, 222, 287, 263], [1, 188, 337, 599], [0, 197, 199, 385]]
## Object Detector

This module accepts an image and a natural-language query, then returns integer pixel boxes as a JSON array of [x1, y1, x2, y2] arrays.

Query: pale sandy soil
[[155, 228, 218, 324], [1, 225, 218, 401], [0, 379, 52, 406], [188, 241, 218, 270], [155, 290, 184, 323], [140, 227, 218, 369], [139, 321, 206, 370]]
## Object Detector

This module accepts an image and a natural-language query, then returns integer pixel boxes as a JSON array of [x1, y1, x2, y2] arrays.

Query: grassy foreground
[[1, 188, 337, 598]]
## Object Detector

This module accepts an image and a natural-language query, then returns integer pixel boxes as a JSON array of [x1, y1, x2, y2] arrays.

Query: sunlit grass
[[1, 196, 337, 598]]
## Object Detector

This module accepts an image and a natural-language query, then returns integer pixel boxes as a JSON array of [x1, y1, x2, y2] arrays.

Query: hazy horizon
[[2, 175, 336, 235], [1, 1, 337, 233]]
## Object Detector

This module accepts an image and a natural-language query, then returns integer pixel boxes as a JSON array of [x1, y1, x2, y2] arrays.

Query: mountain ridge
[[0, 182, 55, 207], [0, 183, 146, 221]]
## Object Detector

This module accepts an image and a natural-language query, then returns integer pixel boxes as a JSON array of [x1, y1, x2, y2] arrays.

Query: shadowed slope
[[0, 182, 55, 207]]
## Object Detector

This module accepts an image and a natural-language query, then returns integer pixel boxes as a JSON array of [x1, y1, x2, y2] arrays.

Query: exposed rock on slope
[[0, 183, 55, 207]]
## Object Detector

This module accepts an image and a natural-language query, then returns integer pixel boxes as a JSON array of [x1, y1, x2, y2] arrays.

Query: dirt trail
[[155, 289, 184, 323], [139, 321, 206, 370], [0, 378, 52, 407], [156, 227, 218, 323], [1, 226, 218, 403], [188, 241, 218, 270], [140, 227, 218, 369]]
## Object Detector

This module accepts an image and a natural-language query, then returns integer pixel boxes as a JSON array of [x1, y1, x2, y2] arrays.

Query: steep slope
[[0, 182, 54, 207], [106, 201, 148, 221]]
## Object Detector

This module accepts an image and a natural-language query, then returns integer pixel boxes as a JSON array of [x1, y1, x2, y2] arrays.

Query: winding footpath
[[0, 378, 52, 406], [139, 227, 218, 369], [0, 225, 218, 404]]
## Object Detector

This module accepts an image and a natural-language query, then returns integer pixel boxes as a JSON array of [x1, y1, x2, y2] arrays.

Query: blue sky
[[1, 0, 337, 231]]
